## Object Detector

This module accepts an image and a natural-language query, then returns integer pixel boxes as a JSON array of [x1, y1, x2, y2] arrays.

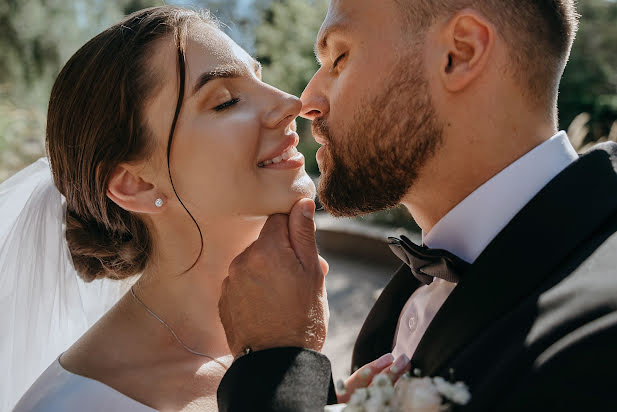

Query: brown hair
[[397, 0, 579, 110], [47, 6, 215, 281]]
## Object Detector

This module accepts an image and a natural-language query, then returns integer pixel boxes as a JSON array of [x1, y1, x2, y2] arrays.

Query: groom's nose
[[300, 72, 329, 121]]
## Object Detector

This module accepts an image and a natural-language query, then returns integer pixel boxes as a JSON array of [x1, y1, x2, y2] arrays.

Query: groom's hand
[[218, 198, 330, 357]]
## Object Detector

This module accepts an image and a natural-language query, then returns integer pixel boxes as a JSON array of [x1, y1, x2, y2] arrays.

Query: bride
[[3, 5, 316, 411]]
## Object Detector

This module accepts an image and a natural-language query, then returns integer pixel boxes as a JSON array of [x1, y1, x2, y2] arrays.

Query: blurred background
[[0, 0, 616, 379]]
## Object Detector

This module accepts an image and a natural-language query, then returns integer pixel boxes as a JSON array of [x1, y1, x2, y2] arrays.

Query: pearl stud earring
[[155, 198, 164, 208]]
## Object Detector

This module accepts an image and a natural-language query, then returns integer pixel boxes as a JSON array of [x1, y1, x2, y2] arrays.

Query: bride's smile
[[142, 22, 315, 223]]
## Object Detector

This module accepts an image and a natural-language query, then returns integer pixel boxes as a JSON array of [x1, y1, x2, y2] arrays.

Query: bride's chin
[[270, 184, 318, 216]]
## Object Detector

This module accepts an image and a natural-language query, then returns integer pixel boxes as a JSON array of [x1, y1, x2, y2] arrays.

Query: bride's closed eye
[[214, 97, 240, 112]]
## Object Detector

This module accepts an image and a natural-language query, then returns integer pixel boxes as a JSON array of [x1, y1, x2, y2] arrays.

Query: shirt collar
[[422, 131, 578, 264]]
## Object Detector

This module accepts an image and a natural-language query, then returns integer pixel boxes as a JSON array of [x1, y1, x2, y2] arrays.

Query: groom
[[218, 0, 617, 410]]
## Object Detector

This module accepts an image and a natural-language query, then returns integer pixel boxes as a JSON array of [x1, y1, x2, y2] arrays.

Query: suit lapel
[[411, 143, 617, 375], [351, 264, 421, 372]]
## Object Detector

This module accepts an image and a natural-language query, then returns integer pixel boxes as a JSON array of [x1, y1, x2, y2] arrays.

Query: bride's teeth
[[260, 146, 299, 167]]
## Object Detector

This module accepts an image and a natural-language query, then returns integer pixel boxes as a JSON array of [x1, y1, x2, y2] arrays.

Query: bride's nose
[[263, 90, 303, 129]]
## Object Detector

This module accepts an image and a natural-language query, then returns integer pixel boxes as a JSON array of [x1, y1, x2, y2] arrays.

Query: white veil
[[0, 158, 133, 411]]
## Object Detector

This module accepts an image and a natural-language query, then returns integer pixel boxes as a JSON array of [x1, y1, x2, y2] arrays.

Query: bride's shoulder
[[59, 294, 138, 377], [13, 358, 156, 412], [14, 359, 154, 412]]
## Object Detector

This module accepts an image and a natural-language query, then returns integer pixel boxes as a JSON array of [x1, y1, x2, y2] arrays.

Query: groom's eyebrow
[[315, 20, 351, 64], [191, 59, 261, 97]]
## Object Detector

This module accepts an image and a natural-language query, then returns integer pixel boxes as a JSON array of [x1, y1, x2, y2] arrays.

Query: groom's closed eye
[[314, 20, 352, 66], [330, 53, 347, 72]]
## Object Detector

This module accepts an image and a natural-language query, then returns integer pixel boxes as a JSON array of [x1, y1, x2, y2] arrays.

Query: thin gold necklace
[[130, 287, 229, 370]]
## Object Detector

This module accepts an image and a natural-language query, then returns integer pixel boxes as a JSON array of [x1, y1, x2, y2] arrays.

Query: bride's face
[[145, 24, 315, 222]]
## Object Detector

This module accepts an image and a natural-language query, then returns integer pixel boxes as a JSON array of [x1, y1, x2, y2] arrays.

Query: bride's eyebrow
[[191, 64, 244, 97], [191, 59, 262, 97]]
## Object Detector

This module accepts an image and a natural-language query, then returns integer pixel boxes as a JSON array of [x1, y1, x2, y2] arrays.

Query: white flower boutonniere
[[325, 370, 471, 412]]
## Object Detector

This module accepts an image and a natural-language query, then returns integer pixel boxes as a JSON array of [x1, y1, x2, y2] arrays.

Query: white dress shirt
[[391, 131, 579, 360]]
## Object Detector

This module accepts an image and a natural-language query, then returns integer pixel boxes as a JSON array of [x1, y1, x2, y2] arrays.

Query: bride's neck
[[132, 217, 266, 356]]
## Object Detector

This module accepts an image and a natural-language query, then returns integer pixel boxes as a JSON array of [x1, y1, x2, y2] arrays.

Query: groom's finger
[[288, 198, 319, 271], [218, 277, 236, 353], [257, 213, 290, 247]]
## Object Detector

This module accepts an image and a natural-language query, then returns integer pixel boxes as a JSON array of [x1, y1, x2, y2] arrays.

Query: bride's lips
[[257, 132, 305, 170]]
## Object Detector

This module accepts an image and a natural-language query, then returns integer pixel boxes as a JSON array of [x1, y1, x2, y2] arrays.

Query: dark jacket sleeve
[[217, 347, 337, 412]]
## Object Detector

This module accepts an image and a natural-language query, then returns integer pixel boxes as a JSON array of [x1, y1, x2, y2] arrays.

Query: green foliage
[[193, 0, 262, 53], [559, 0, 617, 142], [0, 0, 158, 101], [0, 86, 46, 181], [255, 0, 327, 97], [0, 0, 160, 180]]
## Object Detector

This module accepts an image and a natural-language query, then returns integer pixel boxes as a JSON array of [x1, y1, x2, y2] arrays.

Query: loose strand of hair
[[166, 28, 205, 275]]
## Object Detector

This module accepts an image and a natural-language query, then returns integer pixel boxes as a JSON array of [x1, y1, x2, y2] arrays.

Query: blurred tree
[[0, 0, 159, 180], [0, 0, 158, 102], [188, 0, 265, 53], [559, 0, 617, 142], [255, 0, 326, 98]]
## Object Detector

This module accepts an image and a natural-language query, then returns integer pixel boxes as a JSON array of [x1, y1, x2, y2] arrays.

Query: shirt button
[[408, 314, 417, 332]]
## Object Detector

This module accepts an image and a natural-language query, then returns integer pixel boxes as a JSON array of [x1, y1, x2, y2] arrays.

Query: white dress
[[13, 358, 157, 412]]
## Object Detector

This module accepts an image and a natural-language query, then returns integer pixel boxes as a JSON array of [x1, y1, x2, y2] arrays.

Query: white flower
[[391, 377, 442, 412], [326, 371, 470, 412], [367, 375, 395, 405], [349, 388, 370, 405], [342, 405, 365, 412], [337, 379, 348, 395], [372, 374, 393, 388], [325, 405, 349, 412], [432, 377, 471, 405]]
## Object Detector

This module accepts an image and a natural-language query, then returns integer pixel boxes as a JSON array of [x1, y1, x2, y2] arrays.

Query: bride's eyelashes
[[213, 97, 241, 112]]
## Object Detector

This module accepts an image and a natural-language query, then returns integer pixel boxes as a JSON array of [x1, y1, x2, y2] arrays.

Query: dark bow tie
[[388, 235, 470, 285]]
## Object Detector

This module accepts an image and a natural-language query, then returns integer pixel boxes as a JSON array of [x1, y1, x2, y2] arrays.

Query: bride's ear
[[106, 164, 166, 214]]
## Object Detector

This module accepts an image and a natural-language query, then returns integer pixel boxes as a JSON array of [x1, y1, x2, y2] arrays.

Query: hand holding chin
[[218, 198, 330, 357]]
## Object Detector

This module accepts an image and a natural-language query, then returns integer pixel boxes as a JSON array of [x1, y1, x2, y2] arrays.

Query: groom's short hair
[[398, 0, 579, 108]]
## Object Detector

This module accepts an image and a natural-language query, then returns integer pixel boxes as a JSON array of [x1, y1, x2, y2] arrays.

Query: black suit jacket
[[218, 143, 617, 411]]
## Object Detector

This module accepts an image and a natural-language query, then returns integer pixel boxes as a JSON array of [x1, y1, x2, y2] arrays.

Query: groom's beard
[[315, 60, 444, 217]]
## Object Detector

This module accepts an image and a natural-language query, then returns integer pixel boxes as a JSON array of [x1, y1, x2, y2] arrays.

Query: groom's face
[[301, 0, 443, 216]]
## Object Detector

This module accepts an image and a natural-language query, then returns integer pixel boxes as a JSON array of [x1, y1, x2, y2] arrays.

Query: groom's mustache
[[312, 118, 331, 144]]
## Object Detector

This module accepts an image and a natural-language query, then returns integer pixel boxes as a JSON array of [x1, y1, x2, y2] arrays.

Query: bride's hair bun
[[46, 7, 215, 281], [65, 208, 151, 282]]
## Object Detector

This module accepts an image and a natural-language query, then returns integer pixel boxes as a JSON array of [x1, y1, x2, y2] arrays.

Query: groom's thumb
[[288, 198, 319, 271]]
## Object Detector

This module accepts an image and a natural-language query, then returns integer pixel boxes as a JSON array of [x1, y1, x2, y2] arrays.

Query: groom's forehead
[[317, 0, 396, 53], [316, 0, 360, 52]]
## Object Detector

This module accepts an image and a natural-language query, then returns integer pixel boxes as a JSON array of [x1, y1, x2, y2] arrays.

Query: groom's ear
[[437, 9, 495, 93], [107, 164, 165, 214]]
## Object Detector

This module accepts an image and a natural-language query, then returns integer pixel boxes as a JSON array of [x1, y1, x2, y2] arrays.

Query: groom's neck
[[401, 105, 557, 234]]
